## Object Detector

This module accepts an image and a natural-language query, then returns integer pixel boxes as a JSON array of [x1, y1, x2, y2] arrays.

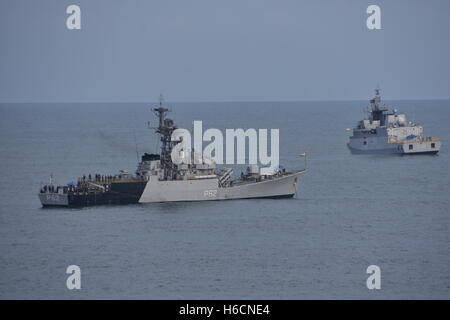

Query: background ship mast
[[369, 87, 386, 124]]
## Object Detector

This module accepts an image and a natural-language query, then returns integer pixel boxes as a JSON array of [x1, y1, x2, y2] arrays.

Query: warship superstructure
[[39, 100, 305, 207], [347, 88, 441, 155]]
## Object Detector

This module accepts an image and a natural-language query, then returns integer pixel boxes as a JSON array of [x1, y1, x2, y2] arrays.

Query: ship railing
[[388, 137, 440, 144], [40, 185, 77, 195], [87, 182, 106, 190], [77, 176, 145, 184]]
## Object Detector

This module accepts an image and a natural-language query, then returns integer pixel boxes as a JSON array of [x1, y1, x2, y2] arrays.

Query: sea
[[0, 100, 449, 299]]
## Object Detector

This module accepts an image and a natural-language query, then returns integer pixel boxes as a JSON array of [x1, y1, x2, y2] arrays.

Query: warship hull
[[138, 170, 304, 203], [39, 181, 147, 208], [39, 171, 305, 207], [39, 193, 69, 207], [348, 137, 441, 155]]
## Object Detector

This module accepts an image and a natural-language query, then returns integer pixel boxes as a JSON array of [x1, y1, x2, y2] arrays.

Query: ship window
[[363, 141, 367, 145], [409, 144, 413, 150], [431, 143, 435, 148]]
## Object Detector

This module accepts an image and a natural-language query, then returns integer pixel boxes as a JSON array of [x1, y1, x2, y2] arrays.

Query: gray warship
[[39, 100, 305, 207], [347, 88, 441, 155]]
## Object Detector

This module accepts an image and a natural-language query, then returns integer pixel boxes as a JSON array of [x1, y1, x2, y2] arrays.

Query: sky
[[1, 0, 449, 102]]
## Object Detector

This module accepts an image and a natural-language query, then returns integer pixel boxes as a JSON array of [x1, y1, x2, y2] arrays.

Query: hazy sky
[[1, 0, 449, 102]]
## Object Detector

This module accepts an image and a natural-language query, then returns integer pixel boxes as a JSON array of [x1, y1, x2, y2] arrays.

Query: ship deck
[[227, 170, 305, 187]]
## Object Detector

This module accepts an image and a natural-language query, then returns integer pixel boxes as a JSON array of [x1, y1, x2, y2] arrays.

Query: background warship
[[39, 100, 305, 207], [347, 88, 441, 155]]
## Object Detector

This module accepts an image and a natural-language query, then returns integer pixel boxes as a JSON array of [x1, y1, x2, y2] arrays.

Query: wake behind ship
[[39, 100, 305, 207]]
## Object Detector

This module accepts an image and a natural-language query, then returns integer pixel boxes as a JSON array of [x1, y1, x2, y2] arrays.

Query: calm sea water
[[0, 101, 449, 299]]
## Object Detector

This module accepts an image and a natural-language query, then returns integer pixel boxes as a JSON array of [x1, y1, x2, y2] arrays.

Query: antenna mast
[[133, 129, 139, 163], [152, 94, 178, 180]]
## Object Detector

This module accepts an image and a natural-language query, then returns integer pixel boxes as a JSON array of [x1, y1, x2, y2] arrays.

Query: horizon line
[[2, 98, 450, 104]]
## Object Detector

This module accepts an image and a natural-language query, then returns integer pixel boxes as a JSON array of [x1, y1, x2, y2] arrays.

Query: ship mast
[[371, 87, 381, 111], [152, 94, 178, 180], [369, 87, 385, 124]]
